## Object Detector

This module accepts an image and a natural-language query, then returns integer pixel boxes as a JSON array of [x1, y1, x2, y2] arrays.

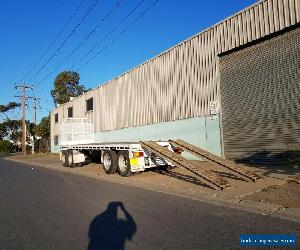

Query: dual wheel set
[[61, 150, 82, 168], [61, 150, 132, 177]]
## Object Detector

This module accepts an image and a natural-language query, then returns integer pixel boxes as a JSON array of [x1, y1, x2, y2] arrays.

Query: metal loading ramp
[[169, 139, 263, 182], [140, 141, 232, 190]]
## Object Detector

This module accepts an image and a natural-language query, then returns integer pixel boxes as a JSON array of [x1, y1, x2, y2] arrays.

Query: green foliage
[[0, 102, 21, 139], [27, 121, 36, 137], [0, 119, 22, 143], [0, 123, 6, 140], [0, 118, 36, 145], [0, 140, 13, 153], [0, 102, 21, 113], [34, 116, 50, 139], [50, 71, 87, 105]]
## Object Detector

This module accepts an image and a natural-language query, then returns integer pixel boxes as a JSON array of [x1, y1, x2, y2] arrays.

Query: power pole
[[33, 97, 37, 125], [15, 83, 33, 156], [28, 97, 40, 125], [28, 97, 40, 154]]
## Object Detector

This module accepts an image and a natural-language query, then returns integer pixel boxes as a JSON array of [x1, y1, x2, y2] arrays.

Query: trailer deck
[[60, 142, 142, 151]]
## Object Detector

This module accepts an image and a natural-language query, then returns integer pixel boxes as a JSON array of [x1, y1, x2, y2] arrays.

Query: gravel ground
[[245, 181, 300, 209]]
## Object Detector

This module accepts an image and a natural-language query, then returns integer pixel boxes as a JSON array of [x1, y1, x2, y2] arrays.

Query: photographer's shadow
[[88, 202, 137, 250]]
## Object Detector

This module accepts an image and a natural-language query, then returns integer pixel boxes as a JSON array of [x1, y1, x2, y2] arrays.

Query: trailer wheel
[[103, 150, 118, 174], [76, 162, 83, 168], [67, 150, 75, 168], [61, 150, 69, 167], [117, 151, 132, 177]]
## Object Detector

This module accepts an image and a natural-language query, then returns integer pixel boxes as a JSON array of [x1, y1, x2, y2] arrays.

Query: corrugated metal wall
[[51, 0, 300, 138], [219, 27, 300, 163]]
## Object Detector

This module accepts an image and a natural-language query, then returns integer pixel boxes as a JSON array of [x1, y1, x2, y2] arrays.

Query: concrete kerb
[[4, 157, 300, 223]]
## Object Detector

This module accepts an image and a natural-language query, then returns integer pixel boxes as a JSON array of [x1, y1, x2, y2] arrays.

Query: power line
[[69, 0, 123, 58], [32, 0, 159, 98], [29, 0, 101, 82], [39, 0, 124, 83], [42, 64, 62, 82], [34, 0, 146, 95], [21, 0, 86, 82], [73, 0, 147, 70], [80, 0, 160, 70]]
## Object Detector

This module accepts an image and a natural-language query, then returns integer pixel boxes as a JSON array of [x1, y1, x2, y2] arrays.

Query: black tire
[[67, 150, 75, 168], [76, 162, 83, 168], [91, 150, 101, 163], [61, 150, 69, 167], [117, 151, 132, 177], [102, 150, 118, 174]]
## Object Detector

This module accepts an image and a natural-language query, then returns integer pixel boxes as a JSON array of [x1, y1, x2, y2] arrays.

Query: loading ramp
[[140, 141, 232, 190], [169, 139, 263, 182]]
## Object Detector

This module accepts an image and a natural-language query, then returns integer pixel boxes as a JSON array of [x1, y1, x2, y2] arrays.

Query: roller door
[[219, 27, 300, 163]]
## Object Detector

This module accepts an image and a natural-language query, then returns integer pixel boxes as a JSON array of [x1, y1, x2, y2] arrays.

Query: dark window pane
[[54, 113, 58, 123], [54, 136, 59, 145], [86, 98, 93, 112], [68, 107, 73, 118]]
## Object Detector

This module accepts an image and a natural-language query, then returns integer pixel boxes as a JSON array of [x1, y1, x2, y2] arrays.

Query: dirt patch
[[291, 175, 300, 184], [245, 181, 300, 209]]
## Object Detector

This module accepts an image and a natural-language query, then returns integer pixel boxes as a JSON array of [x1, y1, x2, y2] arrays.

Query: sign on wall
[[209, 100, 219, 115]]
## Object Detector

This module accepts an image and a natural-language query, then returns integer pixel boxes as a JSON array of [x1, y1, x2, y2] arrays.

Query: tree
[[0, 102, 21, 113], [0, 119, 34, 143], [1, 119, 22, 144], [0, 102, 22, 151], [34, 116, 50, 139], [33, 116, 50, 152], [0, 123, 6, 140], [0, 140, 13, 154], [50, 71, 87, 105]]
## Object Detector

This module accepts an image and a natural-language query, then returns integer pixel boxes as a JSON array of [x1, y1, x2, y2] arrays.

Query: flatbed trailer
[[60, 140, 176, 176], [59, 118, 178, 176]]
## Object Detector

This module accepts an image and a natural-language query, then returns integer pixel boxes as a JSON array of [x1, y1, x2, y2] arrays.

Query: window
[[86, 98, 93, 112], [67, 107, 73, 118], [54, 136, 59, 146], [54, 113, 58, 123]]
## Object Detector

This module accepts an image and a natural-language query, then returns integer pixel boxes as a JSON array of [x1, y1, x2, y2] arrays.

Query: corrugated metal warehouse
[[51, 0, 300, 163]]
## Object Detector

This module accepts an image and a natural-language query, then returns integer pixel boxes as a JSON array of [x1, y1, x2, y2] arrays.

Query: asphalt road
[[0, 158, 299, 250]]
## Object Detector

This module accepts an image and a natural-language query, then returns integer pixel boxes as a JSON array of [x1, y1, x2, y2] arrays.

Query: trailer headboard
[[60, 118, 94, 146]]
